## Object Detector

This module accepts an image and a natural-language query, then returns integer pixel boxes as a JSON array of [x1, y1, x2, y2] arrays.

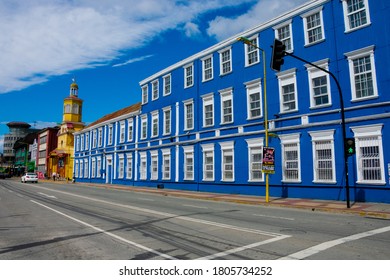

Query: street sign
[[262, 147, 275, 174]]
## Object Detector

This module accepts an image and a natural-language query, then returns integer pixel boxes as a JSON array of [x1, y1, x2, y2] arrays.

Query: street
[[1, 179, 389, 260]]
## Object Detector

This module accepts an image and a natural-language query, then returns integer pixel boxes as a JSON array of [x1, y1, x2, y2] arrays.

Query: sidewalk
[[42, 179, 390, 219]]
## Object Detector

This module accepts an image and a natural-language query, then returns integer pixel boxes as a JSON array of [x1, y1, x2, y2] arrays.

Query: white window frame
[[352, 124, 385, 185], [245, 79, 263, 120], [345, 46, 378, 101], [80, 135, 84, 151], [279, 134, 301, 183], [309, 130, 336, 184], [220, 87, 234, 125], [277, 69, 298, 114], [219, 47, 232, 76], [118, 156, 124, 179], [202, 93, 214, 128], [220, 141, 235, 182], [92, 130, 97, 148], [246, 138, 264, 182], [244, 35, 259, 67], [91, 158, 96, 178], [301, 6, 325, 46], [162, 149, 171, 180], [184, 63, 194, 88], [183, 146, 194, 181], [98, 128, 103, 147], [273, 20, 293, 52], [85, 133, 89, 151], [201, 143, 215, 181], [84, 159, 89, 178], [126, 154, 133, 179], [108, 125, 113, 145], [150, 151, 158, 181], [119, 121, 125, 143], [139, 152, 147, 180], [75, 161, 79, 178], [80, 160, 84, 178], [163, 74, 171, 96], [141, 85, 148, 105], [183, 99, 194, 131], [202, 55, 213, 82], [306, 59, 332, 108], [127, 118, 134, 142], [342, 0, 371, 33], [163, 106, 171, 136], [141, 115, 148, 140], [152, 79, 159, 101], [151, 111, 159, 138], [97, 158, 101, 178]]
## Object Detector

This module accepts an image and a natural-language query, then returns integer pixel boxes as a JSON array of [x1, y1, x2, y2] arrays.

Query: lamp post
[[237, 37, 271, 203]]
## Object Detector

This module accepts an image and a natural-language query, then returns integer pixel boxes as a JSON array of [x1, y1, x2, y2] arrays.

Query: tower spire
[[70, 78, 79, 97]]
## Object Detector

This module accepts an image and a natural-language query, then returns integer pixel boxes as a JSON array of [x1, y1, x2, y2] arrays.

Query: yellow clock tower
[[49, 79, 85, 180]]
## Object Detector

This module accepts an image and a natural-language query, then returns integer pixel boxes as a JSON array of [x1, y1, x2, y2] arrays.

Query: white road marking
[[38, 192, 57, 199], [182, 204, 208, 209], [137, 198, 154, 201], [253, 213, 295, 221], [279, 225, 390, 260], [30, 200, 177, 260]]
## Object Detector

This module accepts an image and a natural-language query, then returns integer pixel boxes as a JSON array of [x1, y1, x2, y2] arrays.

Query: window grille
[[283, 143, 299, 181], [358, 136, 382, 181], [314, 140, 333, 181]]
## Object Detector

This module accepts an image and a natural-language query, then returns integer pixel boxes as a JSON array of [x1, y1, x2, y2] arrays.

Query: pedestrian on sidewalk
[[52, 171, 56, 181]]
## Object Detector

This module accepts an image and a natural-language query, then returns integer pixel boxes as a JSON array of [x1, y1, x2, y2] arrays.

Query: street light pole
[[238, 37, 270, 203]]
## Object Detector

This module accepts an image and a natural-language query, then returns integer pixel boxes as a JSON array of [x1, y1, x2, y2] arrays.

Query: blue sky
[[0, 0, 307, 152]]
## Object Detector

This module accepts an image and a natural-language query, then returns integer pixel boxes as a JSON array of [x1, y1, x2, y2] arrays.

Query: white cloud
[[207, 0, 308, 41], [0, 0, 253, 94], [112, 55, 155, 68]]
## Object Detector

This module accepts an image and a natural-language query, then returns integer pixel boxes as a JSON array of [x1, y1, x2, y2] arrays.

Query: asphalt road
[[1, 179, 389, 260]]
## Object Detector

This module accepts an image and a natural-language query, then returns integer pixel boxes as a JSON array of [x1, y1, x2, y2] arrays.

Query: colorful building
[[73, 0, 390, 203], [50, 80, 85, 180]]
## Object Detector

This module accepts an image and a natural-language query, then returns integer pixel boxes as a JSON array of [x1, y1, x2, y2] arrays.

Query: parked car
[[21, 173, 39, 183], [0, 172, 6, 179]]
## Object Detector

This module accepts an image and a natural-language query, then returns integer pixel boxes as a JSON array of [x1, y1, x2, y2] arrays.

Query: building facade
[[49, 80, 85, 180], [37, 127, 59, 177], [74, 0, 390, 203]]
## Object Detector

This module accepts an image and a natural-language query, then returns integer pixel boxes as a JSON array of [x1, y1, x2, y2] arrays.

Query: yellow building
[[49, 79, 85, 180]]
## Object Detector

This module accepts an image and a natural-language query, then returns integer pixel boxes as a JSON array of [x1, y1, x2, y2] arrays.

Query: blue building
[[74, 0, 390, 203]]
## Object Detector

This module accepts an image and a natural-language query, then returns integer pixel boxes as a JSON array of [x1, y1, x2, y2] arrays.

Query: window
[[120, 121, 125, 143], [302, 7, 325, 45], [142, 85, 148, 104], [126, 154, 133, 179], [92, 130, 97, 148], [162, 149, 171, 180], [98, 128, 103, 147], [151, 111, 159, 138], [202, 144, 214, 181], [246, 138, 264, 182], [163, 107, 171, 135], [184, 63, 194, 88], [274, 20, 293, 52], [220, 141, 234, 182], [219, 47, 232, 75], [202, 93, 214, 128], [72, 104, 79, 114], [163, 74, 171, 96], [84, 159, 89, 178], [279, 134, 301, 182], [183, 146, 194, 180], [345, 46, 378, 101], [306, 59, 331, 108], [141, 115, 148, 140], [150, 151, 158, 180], [220, 88, 233, 124], [97, 158, 101, 178], [85, 133, 89, 150], [108, 125, 113, 145], [80, 135, 84, 151], [127, 119, 134, 142], [352, 125, 384, 184], [64, 104, 71, 114], [342, 0, 370, 32], [309, 130, 336, 183], [152, 80, 159, 100], [118, 157, 124, 179], [91, 158, 96, 178], [245, 79, 262, 120], [75, 161, 79, 178], [202, 55, 213, 82], [139, 152, 147, 180], [244, 36, 259, 66], [80, 160, 84, 178], [183, 99, 194, 131], [277, 69, 298, 113]]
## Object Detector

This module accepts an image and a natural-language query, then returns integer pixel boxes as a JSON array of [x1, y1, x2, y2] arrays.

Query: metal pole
[[285, 52, 350, 208]]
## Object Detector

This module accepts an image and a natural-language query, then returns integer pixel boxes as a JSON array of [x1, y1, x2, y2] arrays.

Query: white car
[[21, 173, 39, 183]]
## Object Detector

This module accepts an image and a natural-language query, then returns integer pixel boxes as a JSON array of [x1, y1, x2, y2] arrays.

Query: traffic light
[[270, 39, 286, 71], [345, 138, 356, 156]]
